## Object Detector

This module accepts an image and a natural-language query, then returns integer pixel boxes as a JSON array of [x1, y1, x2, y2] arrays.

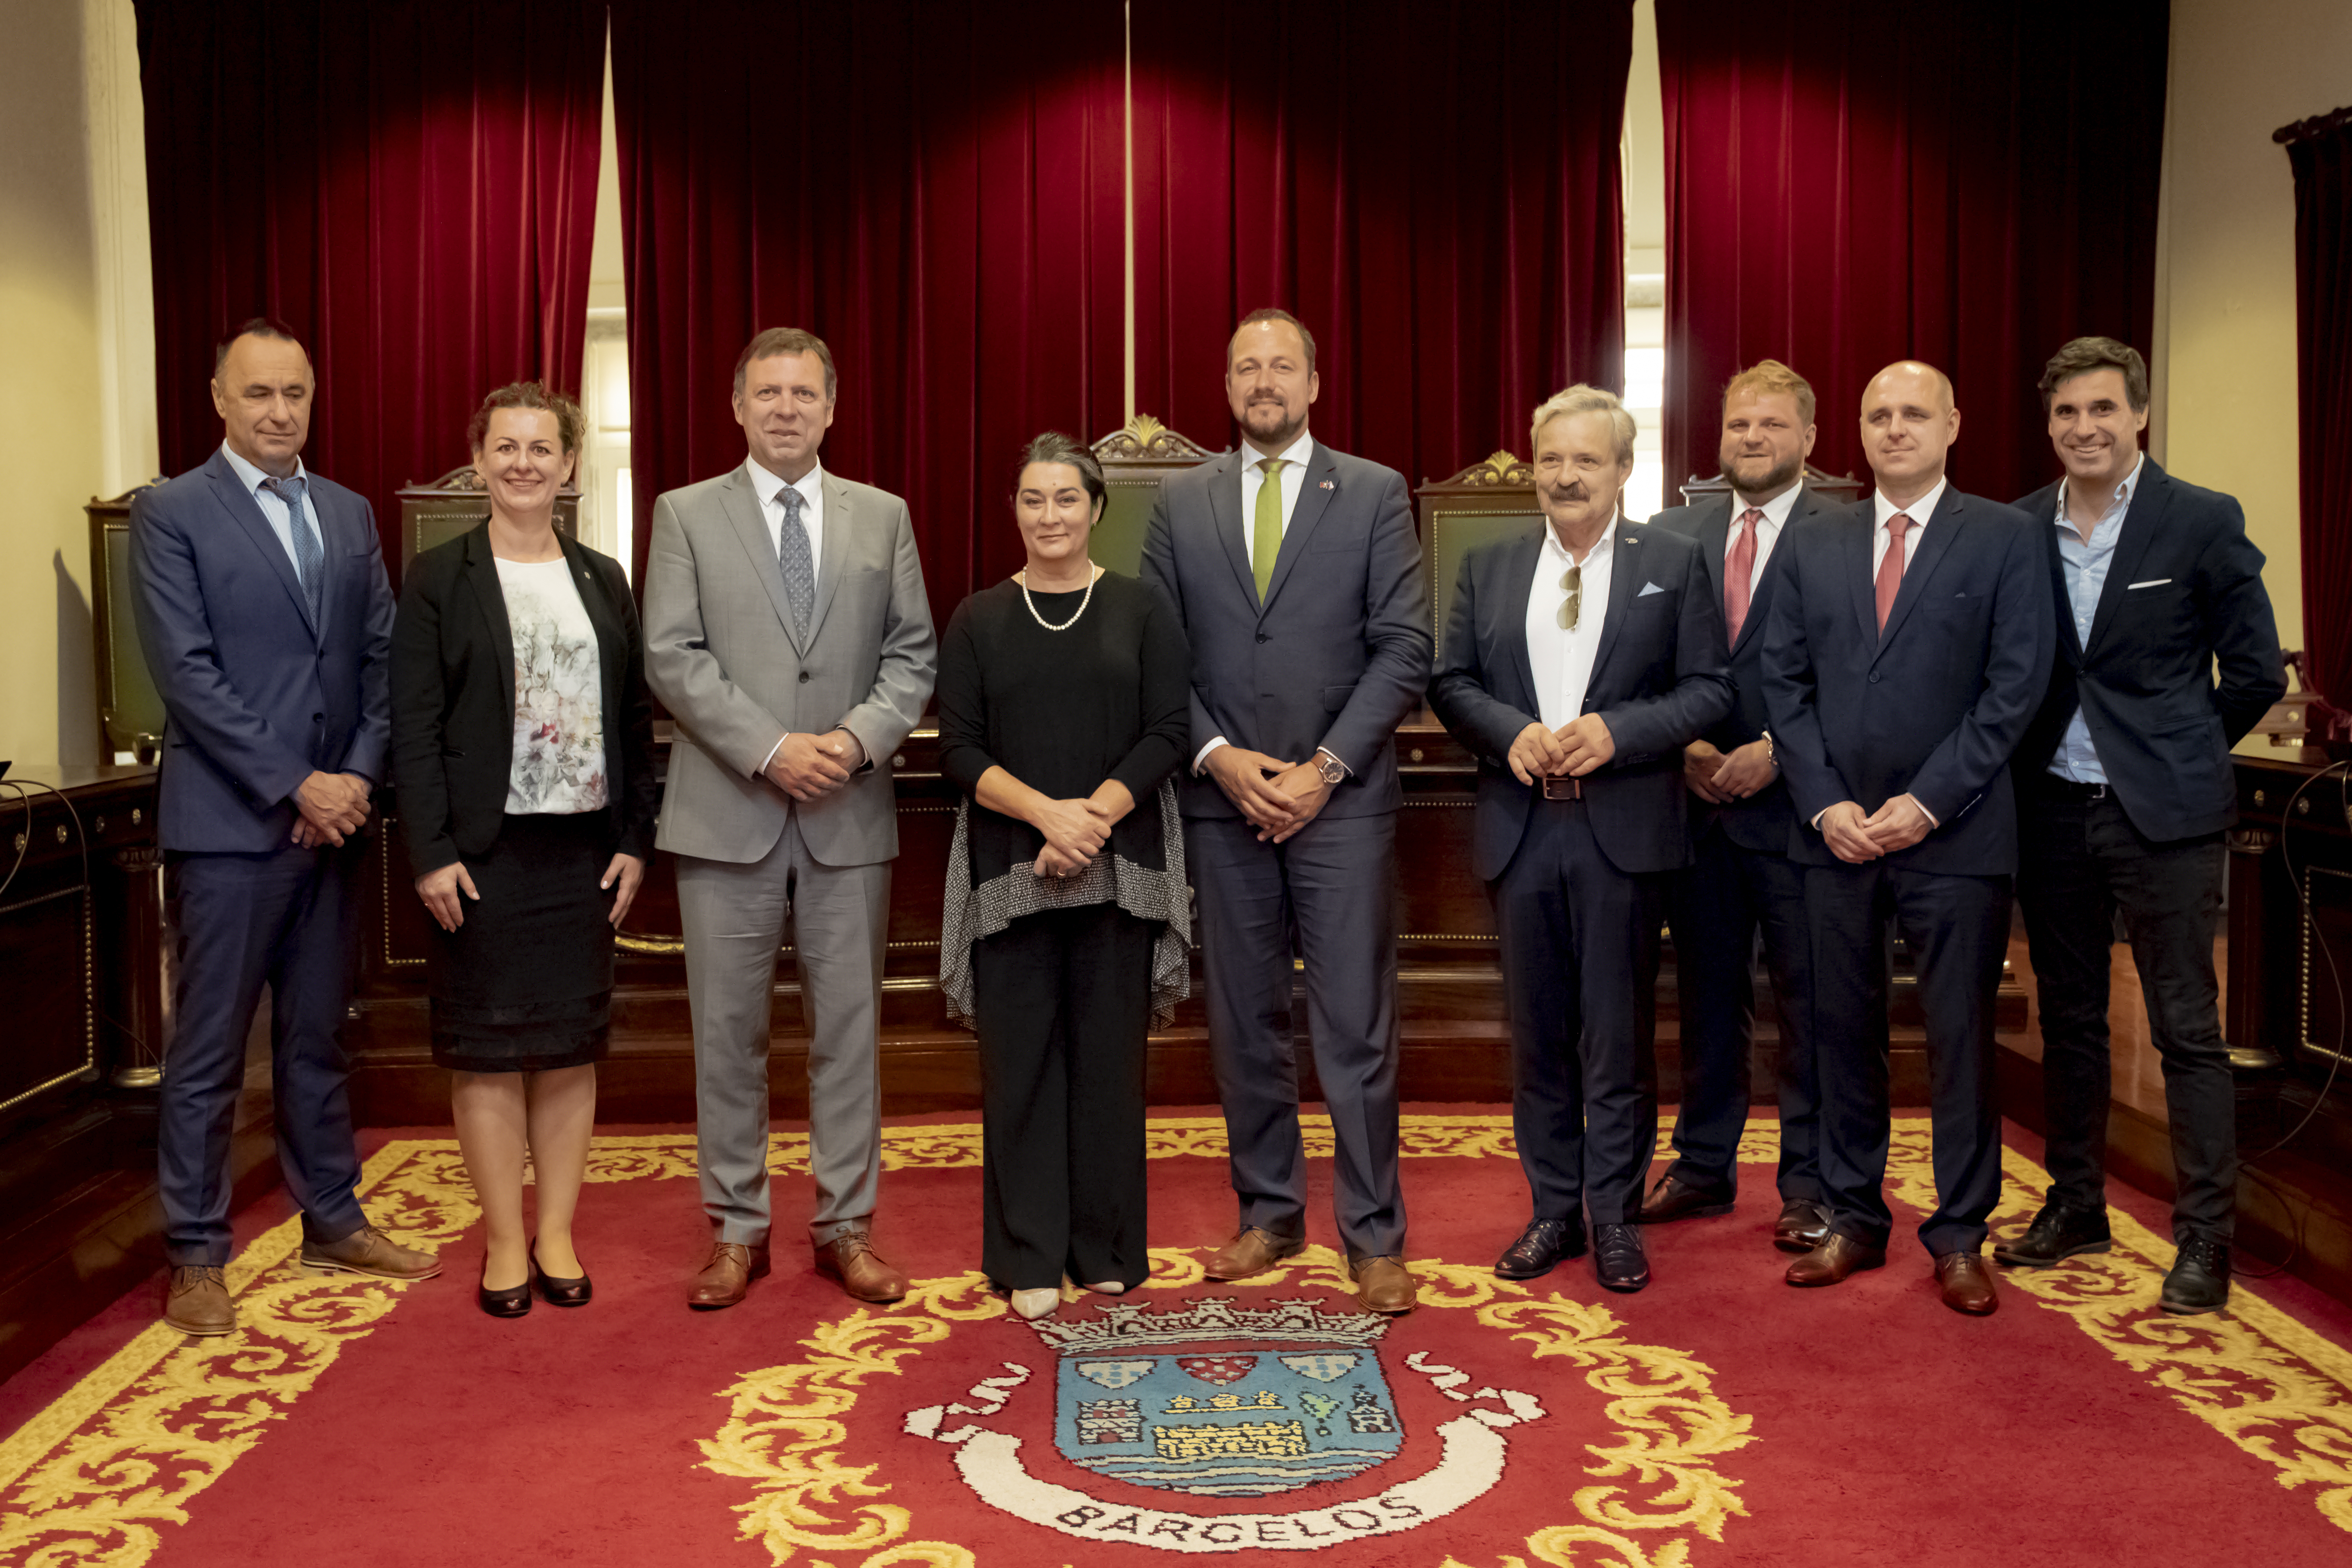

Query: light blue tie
[[263, 474, 323, 628], [777, 484, 814, 638]]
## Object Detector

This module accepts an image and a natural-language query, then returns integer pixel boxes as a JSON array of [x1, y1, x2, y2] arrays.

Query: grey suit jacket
[[642, 462, 937, 866], [1138, 439, 1431, 819]]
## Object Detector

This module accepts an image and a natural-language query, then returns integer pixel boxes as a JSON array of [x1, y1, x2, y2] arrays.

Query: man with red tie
[[1762, 361, 2053, 1315], [1641, 361, 1843, 1253]]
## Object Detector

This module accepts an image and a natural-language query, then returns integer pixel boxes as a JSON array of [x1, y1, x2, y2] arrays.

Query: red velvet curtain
[[2285, 112, 2352, 714], [1131, 0, 1631, 485], [1655, 0, 2167, 505], [136, 0, 605, 579], [610, 0, 1128, 628]]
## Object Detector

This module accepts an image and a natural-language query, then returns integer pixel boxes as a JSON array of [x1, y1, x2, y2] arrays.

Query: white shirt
[[1727, 482, 1801, 596], [1814, 476, 1950, 832], [1871, 477, 1946, 577], [748, 456, 825, 568], [220, 441, 323, 583], [1526, 524, 1616, 729], [494, 556, 608, 815], [1194, 429, 1349, 775], [1238, 428, 1316, 572], [749, 458, 829, 777]]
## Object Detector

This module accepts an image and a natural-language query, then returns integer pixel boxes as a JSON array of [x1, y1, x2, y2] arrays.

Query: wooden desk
[[342, 721, 2021, 1124]]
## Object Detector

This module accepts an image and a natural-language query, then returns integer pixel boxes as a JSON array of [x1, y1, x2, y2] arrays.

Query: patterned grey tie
[[777, 483, 814, 638], [263, 474, 323, 628]]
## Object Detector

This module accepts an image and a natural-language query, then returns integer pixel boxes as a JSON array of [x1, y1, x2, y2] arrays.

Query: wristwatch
[[1313, 749, 1347, 785]]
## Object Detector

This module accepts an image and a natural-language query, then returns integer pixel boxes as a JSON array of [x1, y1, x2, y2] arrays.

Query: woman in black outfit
[[391, 382, 657, 1318], [937, 431, 1192, 1321]]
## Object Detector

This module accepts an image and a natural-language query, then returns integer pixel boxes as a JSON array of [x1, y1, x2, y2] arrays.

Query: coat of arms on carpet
[[904, 1294, 1546, 1551]]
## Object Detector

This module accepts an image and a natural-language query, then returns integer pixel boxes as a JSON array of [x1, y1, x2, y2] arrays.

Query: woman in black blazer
[[391, 382, 657, 1318]]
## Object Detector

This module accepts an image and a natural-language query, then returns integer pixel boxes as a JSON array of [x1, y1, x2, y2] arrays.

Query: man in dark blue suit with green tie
[[131, 320, 440, 1336], [1763, 361, 2054, 1317]]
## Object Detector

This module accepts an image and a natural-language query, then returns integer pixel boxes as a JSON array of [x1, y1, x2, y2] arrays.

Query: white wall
[[2157, 0, 2352, 665]]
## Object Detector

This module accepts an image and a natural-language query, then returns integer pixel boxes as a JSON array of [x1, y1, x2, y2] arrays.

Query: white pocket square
[[1637, 581, 1667, 597], [2127, 578, 2172, 589]]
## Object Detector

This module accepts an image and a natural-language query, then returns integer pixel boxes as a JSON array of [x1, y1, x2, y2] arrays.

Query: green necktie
[[1252, 457, 1288, 603]]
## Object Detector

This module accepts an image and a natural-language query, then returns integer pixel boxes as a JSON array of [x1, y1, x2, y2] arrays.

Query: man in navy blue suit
[[1430, 385, 1733, 1293], [1993, 337, 2283, 1315], [131, 320, 440, 1336], [1763, 360, 2054, 1316], [1640, 360, 1843, 1253]]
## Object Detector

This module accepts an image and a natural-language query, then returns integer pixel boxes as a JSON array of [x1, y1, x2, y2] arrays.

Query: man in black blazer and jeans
[[1764, 361, 2054, 1316], [1641, 360, 1842, 1252], [1431, 385, 1732, 1293], [1995, 337, 2284, 1315]]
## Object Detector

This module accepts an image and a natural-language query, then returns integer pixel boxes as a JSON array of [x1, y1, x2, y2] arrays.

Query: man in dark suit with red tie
[[1995, 337, 2284, 1315], [1640, 360, 1842, 1253], [1430, 386, 1733, 1293], [131, 320, 442, 1336], [1763, 360, 2054, 1316]]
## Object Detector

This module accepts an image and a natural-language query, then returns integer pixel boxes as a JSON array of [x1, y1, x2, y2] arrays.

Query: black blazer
[[2010, 459, 2284, 843], [1647, 485, 1845, 854], [1430, 520, 1734, 880], [1762, 486, 2054, 876], [391, 522, 658, 874]]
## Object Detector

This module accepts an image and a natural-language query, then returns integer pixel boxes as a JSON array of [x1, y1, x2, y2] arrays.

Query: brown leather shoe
[[816, 1232, 909, 1303], [164, 1265, 234, 1335], [1773, 1199, 1833, 1254], [1784, 1232, 1888, 1287], [1935, 1250, 2001, 1316], [1349, 1255, 1418, 1315], [1637, 1174, 1735, 1224], [1204, 1227, 1304, 1281], [299, 1223, 443, 1280], [688, 1241, 770, 1309]]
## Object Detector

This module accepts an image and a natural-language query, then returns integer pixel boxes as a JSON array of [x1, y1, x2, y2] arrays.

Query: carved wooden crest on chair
[[1417, 452, 1544, 662], [1087, 415, 1226, 576], [1679, 461, 1863, 508], [395, 464, 579, 572]]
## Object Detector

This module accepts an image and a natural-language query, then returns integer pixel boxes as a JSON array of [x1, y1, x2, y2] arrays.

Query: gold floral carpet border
[[1, 1117, 2349, 1568]]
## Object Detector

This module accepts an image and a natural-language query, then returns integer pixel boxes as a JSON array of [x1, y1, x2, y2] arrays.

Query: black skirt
[[428, 811, 616, 1074]]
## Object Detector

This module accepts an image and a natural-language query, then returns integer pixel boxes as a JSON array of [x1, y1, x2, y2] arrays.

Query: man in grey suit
[[1640, 360, 1842, 1253], [643, 327, 937, 1308], [1139, 308, 1433, 1315]]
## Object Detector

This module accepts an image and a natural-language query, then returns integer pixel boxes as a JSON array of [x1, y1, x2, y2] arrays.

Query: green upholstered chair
[[1087, 415, 1225, 576]]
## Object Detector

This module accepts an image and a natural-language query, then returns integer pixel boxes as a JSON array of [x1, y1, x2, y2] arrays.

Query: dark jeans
[[1494, 798, 1665, 1226], [1664, 824, 1821, 1201], [972, 902, 1155, 1290], [2017, 785, 2233, 1241], [1808, 860, 2010, 1256], [161, 842, 370, 1266]]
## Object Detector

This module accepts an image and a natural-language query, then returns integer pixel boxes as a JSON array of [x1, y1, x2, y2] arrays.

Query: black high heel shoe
[[479, 1262, 533, 1319], [531, 1241, 593, 1307]]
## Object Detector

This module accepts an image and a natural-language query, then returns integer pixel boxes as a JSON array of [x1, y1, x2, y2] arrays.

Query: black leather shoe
[[479, 1266, 532, 1319], [1494, 1217, 1587, 1279], [1637, 1174, 1735, 1224], [1592, 1223, 1650, 1293], [531, 1241, 592, 1307], [1772, 1199, 1833, 1254], [1993, 1201, 2112, 1268], [2161, 1236, 2231, 1315]]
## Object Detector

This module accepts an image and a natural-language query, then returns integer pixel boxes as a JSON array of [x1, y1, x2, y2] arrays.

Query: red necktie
[[1875, 513, 1913, 634], [1724, 508, 1760, 644]]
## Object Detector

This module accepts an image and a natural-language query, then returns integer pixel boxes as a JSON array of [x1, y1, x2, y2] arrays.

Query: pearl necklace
[[1018, 566, 1101, 631]]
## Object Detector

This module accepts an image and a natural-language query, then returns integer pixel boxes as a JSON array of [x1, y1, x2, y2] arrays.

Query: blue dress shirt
[[2048, 453, 2143, 784]]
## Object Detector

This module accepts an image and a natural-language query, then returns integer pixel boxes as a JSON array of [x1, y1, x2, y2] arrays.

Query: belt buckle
[[1542, 775, 1582, 802]]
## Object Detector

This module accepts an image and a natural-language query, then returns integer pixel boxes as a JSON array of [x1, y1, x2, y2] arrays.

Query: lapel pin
[[1319, 480, 1334, 490]]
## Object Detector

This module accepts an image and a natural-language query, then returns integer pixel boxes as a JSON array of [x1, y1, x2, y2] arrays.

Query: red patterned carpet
[[4, 1110, 2352, 1567]]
